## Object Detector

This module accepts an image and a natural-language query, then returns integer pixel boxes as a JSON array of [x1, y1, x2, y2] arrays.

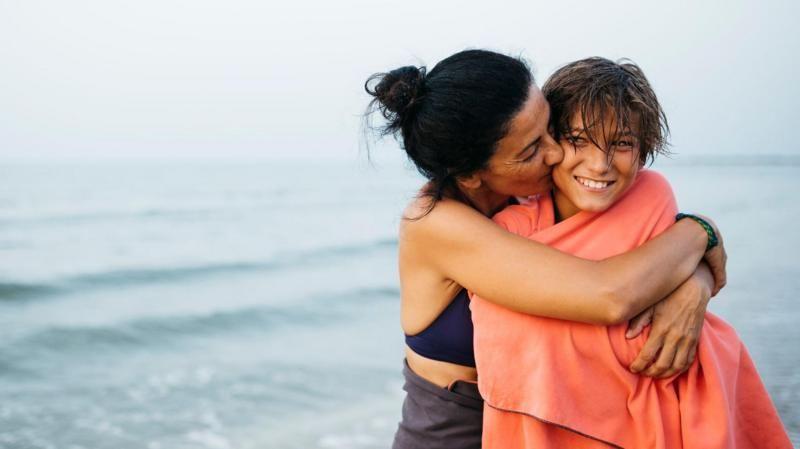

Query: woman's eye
[[522, 146, 539, 162]]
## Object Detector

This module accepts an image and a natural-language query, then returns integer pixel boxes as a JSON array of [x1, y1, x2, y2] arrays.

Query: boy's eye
[[611, 139, 637, 151], [565, 135, 586, 146]]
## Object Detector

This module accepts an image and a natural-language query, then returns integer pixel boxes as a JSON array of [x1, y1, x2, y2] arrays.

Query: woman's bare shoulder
[[399, 195, 496, 248]]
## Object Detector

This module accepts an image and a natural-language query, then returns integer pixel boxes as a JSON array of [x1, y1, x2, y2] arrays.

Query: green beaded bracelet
[[676, 213, 719, 251]]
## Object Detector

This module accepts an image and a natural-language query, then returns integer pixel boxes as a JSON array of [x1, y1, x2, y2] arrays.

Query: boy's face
[[551, 112, 642, 219]]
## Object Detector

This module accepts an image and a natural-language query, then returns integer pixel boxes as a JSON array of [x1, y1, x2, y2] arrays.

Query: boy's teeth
[[577, 177, 609, 189]]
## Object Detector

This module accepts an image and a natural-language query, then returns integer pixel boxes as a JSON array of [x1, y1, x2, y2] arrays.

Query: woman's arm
[[404, 198, 721, 325]]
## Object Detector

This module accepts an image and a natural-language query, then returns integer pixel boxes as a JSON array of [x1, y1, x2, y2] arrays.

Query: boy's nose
[[584, 146, 611, 173]]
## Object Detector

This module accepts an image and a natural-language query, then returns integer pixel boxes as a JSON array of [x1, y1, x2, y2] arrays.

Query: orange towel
[[470, 170, 792, 449]]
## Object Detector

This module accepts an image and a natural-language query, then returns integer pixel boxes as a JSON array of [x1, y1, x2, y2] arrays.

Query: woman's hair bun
[[364, 49, 533, 214], [366, 66, 426, 116]]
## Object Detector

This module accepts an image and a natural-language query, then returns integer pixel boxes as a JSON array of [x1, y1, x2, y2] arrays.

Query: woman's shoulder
[[400, 195, 487, 243]]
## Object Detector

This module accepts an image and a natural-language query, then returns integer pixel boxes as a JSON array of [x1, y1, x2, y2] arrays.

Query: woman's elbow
[[599, 283, 636, 325]]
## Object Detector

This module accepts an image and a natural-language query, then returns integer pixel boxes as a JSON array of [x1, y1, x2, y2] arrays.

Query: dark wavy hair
[[364, 49, 533, 212], [542, 57, 670, 165]]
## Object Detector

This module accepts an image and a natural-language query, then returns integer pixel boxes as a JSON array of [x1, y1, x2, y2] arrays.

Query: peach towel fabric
[[470, 170, 791, 449]]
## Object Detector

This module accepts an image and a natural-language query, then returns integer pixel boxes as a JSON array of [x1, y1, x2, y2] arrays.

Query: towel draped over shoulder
[[470, 170, 792, 449]]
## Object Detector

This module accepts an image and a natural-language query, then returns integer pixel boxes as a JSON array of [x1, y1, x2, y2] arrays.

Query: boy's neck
[[552, 189, 581, 223]]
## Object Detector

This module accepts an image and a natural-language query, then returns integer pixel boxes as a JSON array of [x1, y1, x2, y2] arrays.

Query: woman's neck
[[553, 189, 581, 223], [459, 186, 511, 217]]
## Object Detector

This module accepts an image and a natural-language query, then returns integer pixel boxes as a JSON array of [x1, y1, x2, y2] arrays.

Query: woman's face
[[472, 86, 563, 202], [552, 112, 642, 220]]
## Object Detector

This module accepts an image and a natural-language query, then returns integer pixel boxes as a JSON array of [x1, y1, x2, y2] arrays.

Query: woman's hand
[[627, 262, 714, 378], [694, 214, 727, 296], [625, 306, 655, 340]]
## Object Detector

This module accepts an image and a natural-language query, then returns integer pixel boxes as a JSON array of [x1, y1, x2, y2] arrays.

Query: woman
[[364, 49, 727, 449], [471, 57, 791, 449]]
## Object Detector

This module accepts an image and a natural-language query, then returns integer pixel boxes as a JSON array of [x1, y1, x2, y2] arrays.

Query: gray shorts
[[391, 360, 483, 449]]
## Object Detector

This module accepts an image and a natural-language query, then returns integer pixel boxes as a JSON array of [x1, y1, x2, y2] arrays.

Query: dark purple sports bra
[[404, 289, 475, 367], [404, 198, 519, 368]]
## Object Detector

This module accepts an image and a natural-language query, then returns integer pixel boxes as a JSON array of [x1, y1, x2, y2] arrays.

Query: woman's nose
[[543, 139, 563, 166]]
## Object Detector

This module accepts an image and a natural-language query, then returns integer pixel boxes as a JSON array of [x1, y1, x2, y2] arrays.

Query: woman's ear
[[456, 172, 483, 191]]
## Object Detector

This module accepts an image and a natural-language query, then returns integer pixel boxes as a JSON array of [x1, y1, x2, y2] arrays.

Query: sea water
[[0, 157, 798, 448]]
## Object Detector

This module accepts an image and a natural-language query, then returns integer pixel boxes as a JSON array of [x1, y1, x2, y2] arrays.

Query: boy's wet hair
[[542, 57, 670, 165]]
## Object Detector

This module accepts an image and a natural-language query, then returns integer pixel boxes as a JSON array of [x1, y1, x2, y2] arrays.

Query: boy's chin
[[575, 199, 615, 213]]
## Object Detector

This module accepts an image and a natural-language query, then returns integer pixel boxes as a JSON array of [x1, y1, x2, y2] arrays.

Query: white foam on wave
[[317, 432, 380, 449]]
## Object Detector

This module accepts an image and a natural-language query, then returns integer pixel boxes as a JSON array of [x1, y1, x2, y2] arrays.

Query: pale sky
[[1, 0, 798, 160]]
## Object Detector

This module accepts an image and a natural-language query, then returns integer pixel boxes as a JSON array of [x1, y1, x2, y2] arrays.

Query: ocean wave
[[0, 207, 226, 227], [0, 238, 397, 302], [0, 286, 399, 363], [0, 282, 63, 301], [657, 154, 800, 167], [0, 193, 378, 227]]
